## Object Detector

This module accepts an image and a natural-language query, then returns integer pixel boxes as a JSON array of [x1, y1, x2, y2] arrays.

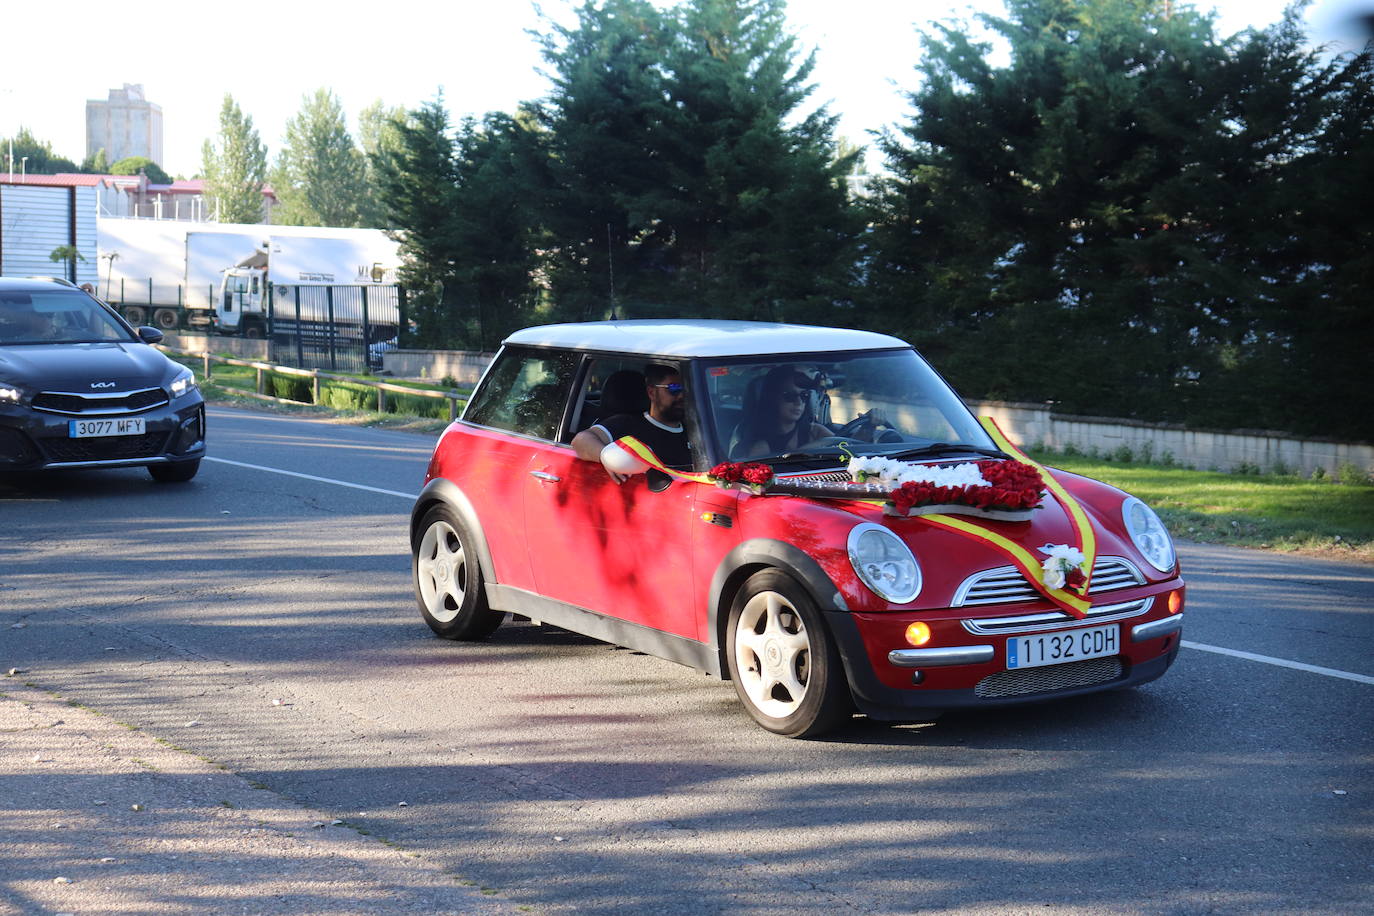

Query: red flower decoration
[[886, 460, 1046, 515]]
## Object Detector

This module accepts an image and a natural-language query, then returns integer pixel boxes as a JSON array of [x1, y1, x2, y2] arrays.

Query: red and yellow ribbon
[[608, 425, 1097, 619]]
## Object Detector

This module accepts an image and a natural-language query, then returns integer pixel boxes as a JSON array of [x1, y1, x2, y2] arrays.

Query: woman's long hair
[[738, 365, 815, 455]]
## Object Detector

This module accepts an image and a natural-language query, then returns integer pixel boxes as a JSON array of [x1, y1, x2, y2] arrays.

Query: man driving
[[572, 363, 691, 480]]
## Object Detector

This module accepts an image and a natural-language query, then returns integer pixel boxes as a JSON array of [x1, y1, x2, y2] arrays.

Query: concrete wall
[[378, 348, 1370, 479], [973, 400, 1372, 479], [163, 333, 268, 360], [381, 349, 497, 387]]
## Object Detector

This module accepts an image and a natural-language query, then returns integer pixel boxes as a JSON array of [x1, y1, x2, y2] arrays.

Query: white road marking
[[1182, 640, 1374, 685], [205, 456, 415, 500]]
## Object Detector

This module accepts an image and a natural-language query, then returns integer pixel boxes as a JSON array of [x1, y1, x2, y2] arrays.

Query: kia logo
[[90, 381, 117, 389]]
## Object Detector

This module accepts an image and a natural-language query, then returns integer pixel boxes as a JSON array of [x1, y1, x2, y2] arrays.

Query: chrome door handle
[[529, 470, 562, 483]]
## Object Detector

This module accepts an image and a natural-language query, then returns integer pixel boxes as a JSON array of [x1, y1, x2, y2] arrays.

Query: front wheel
[[148, 459, 200, 483], [726, 569, 851, 738], [412, 506, 502, 640]]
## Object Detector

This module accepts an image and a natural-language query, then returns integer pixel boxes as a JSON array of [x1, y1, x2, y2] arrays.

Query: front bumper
[[825, 585, 1185, 721], [0, 399, 206, 472]]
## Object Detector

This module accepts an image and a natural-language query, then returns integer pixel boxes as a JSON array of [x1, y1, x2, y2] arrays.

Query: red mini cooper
[[411, 321, 1184, 737]]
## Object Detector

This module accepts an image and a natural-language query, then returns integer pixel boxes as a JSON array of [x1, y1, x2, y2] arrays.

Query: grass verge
[[1029, 448, 1373, 563]]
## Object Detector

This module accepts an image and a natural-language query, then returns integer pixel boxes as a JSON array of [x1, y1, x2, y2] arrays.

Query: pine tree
[[200, 95, 268, 224], [357, 100, 407, 228], [272, 89, 369, 227]]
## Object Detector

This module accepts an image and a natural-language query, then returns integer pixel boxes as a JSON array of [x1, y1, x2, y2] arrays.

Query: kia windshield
[[0, 290, 135, 345], [702, 349, 999, 464]]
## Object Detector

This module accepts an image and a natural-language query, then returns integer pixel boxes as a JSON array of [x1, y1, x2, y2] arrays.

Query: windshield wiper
[[889, 443, 1009, 461], [771, 448, 850, 463]]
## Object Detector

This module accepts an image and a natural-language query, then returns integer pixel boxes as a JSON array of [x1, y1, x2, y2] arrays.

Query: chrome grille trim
[[952, 556, 1146, 607], [974, 656, 1124, 699], [32, 387, 169, 416], [961, 597, 1154, 635]]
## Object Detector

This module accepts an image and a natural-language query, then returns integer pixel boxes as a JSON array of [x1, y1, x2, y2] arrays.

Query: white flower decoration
[[1039, 544, 1086, 589]]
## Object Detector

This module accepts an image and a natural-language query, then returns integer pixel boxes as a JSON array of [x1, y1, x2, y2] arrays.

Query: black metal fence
[[267, 284, 404, 372]]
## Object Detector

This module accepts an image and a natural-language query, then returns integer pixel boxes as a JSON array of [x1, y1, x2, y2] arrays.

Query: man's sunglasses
[[652, 383, 685, 395]]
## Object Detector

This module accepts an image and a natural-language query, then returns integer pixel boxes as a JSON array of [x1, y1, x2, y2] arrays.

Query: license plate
[[69, 417, 146, 438], [1007, 624, 1119, 669]]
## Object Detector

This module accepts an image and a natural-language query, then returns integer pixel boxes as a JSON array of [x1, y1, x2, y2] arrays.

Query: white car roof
[[503, 319, 909, 358]]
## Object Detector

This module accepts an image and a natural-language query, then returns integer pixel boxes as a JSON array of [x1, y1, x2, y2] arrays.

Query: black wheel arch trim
[[410, 479, 497, 584], [707, 538, 849, 681]]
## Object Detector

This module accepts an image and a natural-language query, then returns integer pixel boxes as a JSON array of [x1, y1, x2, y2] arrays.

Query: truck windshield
[[0, 290, 136, 345], [703, 349, 996, 463]]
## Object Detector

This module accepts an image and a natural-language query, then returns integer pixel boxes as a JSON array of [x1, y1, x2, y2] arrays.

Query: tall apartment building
[[86, 84, 164, 166]]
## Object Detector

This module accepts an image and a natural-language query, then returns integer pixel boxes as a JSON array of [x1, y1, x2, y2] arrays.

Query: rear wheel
[[148, 459, 200, 483], [123, 306, 146, 326], [242, 321, 265, 340], [153, 308, 179, 330], [413, 505, 502, 640], [726, 569, 851, 738]]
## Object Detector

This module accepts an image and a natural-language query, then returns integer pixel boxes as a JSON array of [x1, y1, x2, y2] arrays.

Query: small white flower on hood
[[1039, 544, 1086, 589]]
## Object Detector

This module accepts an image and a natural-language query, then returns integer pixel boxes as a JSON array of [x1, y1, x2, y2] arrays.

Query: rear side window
[[463, 348, 580, 440]]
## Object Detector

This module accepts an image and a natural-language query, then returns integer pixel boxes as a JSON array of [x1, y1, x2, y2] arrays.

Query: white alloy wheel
[[417, 519, 469, 624], [733, 588, 814, 719]]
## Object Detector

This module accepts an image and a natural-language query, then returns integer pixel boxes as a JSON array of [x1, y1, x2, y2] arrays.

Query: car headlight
[[1122, 496, 1176, 573], [0, 385, 20, 404], [848, 522, 922, 603], [169, 367, 197, 398]]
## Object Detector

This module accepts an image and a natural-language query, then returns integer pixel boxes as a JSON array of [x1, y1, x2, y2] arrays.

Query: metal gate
[[267, 284, 402, 372]]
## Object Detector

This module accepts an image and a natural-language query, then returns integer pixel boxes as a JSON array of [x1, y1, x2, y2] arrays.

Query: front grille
[[789, 470, 851, 483], [954, 556, 1145, 607], [40, 431, 170, 462], [32, 388, 169, 416], [961, 598, 1153, 635], [974, 656, 1124, 699]]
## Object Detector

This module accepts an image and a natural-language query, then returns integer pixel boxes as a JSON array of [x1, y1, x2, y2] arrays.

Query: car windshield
[[702, 349, 997, 463], [0, 289, 134, 345]]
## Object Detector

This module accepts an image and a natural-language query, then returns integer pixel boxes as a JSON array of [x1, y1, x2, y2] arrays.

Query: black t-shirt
[[596, 412, 692, 469]]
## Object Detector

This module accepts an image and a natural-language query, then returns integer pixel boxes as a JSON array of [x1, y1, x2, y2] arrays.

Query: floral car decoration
[[410, 319, 1185, 740]]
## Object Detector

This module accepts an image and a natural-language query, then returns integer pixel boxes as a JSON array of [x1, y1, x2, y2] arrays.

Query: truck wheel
[[154, 308, 179, 330], [242, 322, 265, 340], [123, 307, 146, 325], [726, 569, 852, 738]]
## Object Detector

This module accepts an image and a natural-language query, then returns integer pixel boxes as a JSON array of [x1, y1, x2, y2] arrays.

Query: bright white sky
[[1, 0, 1365, 178]]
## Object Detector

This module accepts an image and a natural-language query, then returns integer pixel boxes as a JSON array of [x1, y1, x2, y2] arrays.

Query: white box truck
[[97, 219, 402, 338]]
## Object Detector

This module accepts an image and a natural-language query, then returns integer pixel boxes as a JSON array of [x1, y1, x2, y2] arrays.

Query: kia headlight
[[0, 385, 21, 404], [169, 367, 197, 399], [1122, 496, 1176, 573], [848, 522, 922, 604]]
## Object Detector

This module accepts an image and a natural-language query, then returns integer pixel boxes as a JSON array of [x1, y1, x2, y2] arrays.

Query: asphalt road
[[3, 405, 1371, 914]]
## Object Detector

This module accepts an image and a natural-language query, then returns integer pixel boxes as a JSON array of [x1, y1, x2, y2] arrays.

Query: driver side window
[[464, 348, 579, 440]]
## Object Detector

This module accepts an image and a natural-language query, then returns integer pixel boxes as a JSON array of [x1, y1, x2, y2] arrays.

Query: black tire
[[242, 321, 265, 340], [725, 569, 851, 738], [148, 458, 200, 483], [412, 505, 502, 640], [123, 306, 147, 326], [153, 308, 179, 330]]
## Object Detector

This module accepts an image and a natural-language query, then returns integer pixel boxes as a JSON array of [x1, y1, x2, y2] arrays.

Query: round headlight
[[1122, 496, 1175, 573], [847, 522, 922, 604]]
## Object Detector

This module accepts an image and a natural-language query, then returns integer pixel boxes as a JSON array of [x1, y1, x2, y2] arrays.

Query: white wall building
[[86, 84, 164, 166]]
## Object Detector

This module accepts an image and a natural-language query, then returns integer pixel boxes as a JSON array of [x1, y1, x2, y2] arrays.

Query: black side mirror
[[137, 326, 165, 345]]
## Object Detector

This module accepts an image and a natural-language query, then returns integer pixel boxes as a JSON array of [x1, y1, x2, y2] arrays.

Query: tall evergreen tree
[[357, 100, 407, 228], [201, 95, 269, 224], [273, 89, 369, 227], [534, 0, 859, 321], [371, 97, 463, 347]]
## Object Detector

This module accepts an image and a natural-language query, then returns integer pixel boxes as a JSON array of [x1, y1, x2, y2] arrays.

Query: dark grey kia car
[[0, 277, 205, 482]]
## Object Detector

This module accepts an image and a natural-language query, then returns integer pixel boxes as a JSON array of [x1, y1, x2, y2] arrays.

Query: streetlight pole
[[20, 156, 27, 179]]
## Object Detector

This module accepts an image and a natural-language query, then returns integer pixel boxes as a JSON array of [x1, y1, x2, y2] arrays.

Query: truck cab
[[216, 267, 268, 338]]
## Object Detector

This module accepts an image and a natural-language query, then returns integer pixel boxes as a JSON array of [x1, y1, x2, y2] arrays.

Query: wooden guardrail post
[[377, 386, 387, 414], [312, 370, 321, 405], [202, 352, 211, 380], [256, 366, 265, 395], [449, 390, 460, 422]]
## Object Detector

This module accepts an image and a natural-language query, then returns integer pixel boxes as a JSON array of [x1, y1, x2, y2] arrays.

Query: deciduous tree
[[273, 89, 369, 227], [200, 95, 268, 224]]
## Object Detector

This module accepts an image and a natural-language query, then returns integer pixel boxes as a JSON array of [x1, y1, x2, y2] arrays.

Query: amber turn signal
[[1167, 590, 1183, 614], [904, 622, 932, 646]]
